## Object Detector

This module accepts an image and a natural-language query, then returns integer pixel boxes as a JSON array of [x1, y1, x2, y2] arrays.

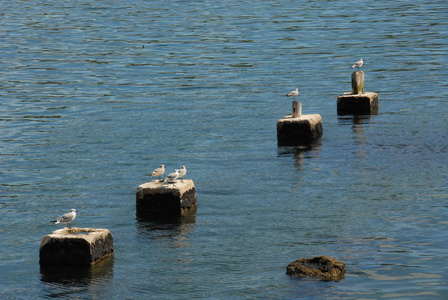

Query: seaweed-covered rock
[[286, 256, 346, 281]]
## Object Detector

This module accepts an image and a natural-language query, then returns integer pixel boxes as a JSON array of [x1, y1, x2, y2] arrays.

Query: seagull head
[[71, 209, 78, 213]]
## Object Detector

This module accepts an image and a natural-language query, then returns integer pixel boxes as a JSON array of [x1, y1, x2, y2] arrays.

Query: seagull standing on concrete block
[[286, 88, 299, 98], [51, 209, 78, 229], [175, 166, 187, 179], [164, 169, 179, 183], [148, 164, 165, 180], [351, 58, 363, 70]]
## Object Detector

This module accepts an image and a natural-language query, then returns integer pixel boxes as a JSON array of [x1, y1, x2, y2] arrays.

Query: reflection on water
[[338, 115, 376, 160], [277, 138, 322, 170], [337, 114, 375, 126], [136, 209, 196, 231], [40, 257, 114, 298], [136, 210, 196, 249]]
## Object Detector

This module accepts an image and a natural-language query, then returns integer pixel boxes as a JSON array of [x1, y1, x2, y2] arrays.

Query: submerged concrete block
[[286, 256, 346, 282], [337, 92, 379, 115], [136, 179, 197, 217], [277, 114, 323, 146], [39, 228, 114, 265], [40, 255, 114, 284]]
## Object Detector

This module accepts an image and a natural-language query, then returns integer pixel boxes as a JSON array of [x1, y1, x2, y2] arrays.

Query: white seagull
[[52, 209, 78, 228], [148, 164, 165, 180], [175, 166, 187, 179], [286, 88, 299, 98], [351, 58, 363, 70], [164, 169, 179, 183]]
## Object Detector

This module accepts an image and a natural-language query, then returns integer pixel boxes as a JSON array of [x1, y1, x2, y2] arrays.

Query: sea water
[[1, 0, 447, 298]]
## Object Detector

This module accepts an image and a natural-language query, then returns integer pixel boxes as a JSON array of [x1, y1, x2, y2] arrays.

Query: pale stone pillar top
[[44, 228, 112, 242], [340, 91, 377, 97], [137, 179, 195, 194], [278, 114, 322, 124]]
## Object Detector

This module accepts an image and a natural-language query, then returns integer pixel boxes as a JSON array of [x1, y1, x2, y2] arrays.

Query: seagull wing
[[57, 212, 75, 223]]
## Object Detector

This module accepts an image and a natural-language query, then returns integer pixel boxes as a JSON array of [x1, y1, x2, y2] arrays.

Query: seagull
[[148, 164, 165, 180], [175, 166, 187, 179], [286, 88, 299, 98], [163, 169, 179, 183], [351, 58, 363, 70], [51, 209, 77, 229]]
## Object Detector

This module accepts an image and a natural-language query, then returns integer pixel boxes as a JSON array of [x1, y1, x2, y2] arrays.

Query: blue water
[[1, 0, 448, 299]]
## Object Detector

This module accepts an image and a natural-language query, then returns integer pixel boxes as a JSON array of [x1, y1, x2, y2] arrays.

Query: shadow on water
[[40, 257, 114, 297]]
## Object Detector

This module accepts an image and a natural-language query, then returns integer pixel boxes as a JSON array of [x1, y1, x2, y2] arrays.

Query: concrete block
[[277, 114, 323, 146], [39, 228, 114, 265], [136, 179, 197, 217], [337, 92, 379, 115]]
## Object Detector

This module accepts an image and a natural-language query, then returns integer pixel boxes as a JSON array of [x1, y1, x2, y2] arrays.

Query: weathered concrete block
[[136, 179, 197, 217], [337, 92, 379, 115], [39, 228, 114, 265], [286, 256, 346, 281], [277, 114, 323, 146]]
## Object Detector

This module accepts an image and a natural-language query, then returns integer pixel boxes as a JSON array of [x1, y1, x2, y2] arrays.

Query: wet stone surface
[[286, 256, 346, 282]]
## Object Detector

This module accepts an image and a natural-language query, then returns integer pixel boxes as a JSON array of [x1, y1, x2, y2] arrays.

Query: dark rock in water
[[286, 256, 346, 281]]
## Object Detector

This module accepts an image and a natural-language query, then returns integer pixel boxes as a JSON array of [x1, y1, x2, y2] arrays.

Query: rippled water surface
[[1, 0, 447, 299]]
